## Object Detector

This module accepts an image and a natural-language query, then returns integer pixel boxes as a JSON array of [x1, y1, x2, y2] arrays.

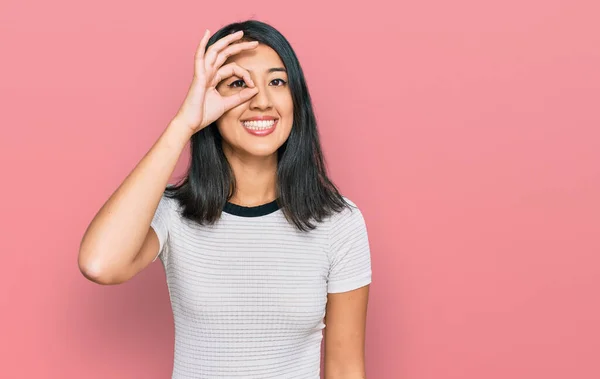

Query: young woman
[[79, 20, 372, 379]]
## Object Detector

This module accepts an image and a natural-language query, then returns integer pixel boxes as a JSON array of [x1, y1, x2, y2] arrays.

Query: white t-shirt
[[151, 194, 372, 378]]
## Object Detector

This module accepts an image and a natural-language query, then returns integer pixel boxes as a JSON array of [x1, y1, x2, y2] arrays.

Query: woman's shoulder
[[323, 195, 365, 228], [155, 184, 184, 218]]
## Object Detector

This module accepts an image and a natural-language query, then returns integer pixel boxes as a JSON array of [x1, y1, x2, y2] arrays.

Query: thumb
[[222, 87, 259, 112]]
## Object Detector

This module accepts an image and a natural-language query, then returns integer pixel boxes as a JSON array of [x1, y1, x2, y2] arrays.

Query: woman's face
[[215, 43, 293, 159]]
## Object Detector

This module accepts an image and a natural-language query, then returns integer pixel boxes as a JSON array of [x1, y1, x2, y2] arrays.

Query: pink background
[[1, 0, 599, 378]]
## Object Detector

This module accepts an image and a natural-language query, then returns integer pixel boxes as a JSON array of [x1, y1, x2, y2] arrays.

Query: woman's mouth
[[241, 119, 278, 136]]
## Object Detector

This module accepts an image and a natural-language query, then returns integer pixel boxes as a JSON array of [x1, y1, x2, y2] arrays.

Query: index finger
[[211, 62, 254, 88]]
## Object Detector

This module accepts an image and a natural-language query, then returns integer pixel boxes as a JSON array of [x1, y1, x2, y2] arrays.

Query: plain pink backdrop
[[1, 0, 599, 378]]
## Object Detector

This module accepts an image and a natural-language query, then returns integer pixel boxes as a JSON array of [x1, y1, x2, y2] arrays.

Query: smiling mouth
[[240, 119, 278, 136], [241, 119, 278, 130]]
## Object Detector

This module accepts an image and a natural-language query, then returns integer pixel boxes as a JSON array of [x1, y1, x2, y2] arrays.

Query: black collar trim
[[223, 198, 280, 217]]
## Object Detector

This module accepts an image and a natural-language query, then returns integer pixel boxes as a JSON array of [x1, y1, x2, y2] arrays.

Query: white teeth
[[242, 120, 276, 130]]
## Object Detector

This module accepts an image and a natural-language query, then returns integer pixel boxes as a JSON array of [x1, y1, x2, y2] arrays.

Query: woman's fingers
[[210, 62, 254, 89], [194, 29, 211, 65], [212, 41, 259, 71], [221, 87, 259, 112], [212, 62, 258, 111], [204, 30, 245, 67]]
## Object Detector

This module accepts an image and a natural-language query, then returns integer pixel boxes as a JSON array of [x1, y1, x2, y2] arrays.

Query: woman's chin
[[243, 145, 280, 158], [224, 142, 279, 159]]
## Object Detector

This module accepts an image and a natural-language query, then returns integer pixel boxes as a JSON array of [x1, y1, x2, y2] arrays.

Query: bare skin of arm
[[77, 122, 191, 284], [78, 29, 260, 285], [324, 285, 370, 379]]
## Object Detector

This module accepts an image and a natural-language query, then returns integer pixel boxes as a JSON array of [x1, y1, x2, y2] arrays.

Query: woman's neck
[[225, 151, 278, 207]]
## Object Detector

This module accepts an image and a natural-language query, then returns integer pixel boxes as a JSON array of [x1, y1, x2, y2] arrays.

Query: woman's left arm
[[323, 284, 370, 379]]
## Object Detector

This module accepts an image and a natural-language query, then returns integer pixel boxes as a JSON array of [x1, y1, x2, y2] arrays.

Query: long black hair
[[164, 19, 352, 232]]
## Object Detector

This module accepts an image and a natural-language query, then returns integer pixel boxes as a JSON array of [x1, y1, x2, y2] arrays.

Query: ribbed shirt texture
[[150, 194, 372, 378]]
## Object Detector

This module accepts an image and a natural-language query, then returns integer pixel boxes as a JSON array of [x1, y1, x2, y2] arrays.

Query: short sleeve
[[327, 199, 373, 293], [150, 193, 174, 263]]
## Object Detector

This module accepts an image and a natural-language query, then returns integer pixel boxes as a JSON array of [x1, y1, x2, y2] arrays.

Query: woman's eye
[[229, 79, 247, 88], [270, 78, 287, 86]]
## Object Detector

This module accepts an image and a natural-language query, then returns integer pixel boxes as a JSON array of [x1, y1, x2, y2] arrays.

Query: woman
[[79, 20, 372, 379]]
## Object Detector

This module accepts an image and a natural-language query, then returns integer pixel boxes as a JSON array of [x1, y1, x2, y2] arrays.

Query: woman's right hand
[[172, 29, 260, 135]]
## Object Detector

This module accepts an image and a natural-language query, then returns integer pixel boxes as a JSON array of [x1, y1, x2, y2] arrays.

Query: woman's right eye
[[228, 79, 246, 88]]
